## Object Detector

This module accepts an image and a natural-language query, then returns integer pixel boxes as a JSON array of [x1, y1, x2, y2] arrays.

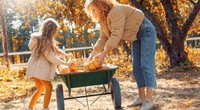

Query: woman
[[84, 0, 157, 110]]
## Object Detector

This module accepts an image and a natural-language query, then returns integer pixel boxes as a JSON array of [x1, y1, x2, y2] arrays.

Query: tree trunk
[[0, 0, 9, 68], [160, 0, 200, 67], [131, 0, 200, 67], [169, 35, 188, 67], [160, 0, 187, 67], [10, 36, 15, 64]]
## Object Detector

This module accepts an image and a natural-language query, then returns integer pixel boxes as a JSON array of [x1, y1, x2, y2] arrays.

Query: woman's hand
[[93, 52, 106, 65], [93, 47, 111, 65], [88, 51, 98, 61]]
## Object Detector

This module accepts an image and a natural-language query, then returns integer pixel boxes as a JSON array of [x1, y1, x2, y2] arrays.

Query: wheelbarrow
[[56, 64, 121, 110]]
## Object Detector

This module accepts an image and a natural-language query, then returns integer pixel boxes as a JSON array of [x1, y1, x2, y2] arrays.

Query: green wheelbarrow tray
[[56, 64, 121, 110], [57, 64, 118, 89]]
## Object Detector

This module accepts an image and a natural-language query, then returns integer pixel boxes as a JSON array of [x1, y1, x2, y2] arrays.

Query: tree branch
[[160, 0, 180, 38], [131, 0, 172, 54], [140, 0, 144, 5], [175, 0, 184, 23], [189, 0, 195, 5], [181, 0, 200, 39]]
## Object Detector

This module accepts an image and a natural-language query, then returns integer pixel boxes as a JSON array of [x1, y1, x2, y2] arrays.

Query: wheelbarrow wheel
[[111, 78, 121, 108], [56, 84, 65, 110]]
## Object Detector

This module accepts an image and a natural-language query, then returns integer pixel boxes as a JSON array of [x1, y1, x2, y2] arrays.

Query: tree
[[12, 0, 98, 48], [4, 0, 99, 60], [130, 0, 200, 67], [3, 0, 200, 66], [0, 0, 9, 67]]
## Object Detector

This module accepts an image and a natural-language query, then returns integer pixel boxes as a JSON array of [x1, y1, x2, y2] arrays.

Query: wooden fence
[[0, 46, 93, 66], [0, 37, 200, 66]]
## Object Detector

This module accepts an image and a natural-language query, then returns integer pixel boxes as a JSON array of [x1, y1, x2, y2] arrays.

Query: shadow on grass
[[157, 66, 200, 81], [157, 86, 200, 99]]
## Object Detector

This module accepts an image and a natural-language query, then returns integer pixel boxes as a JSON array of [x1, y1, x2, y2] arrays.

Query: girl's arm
[[54, 47, 66, 58], [44, 46, 70, 66], [28, 37, 38, 50], [54, 47, 73, 59]]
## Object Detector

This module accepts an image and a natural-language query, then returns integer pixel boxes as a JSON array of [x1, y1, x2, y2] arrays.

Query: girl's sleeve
[[43, 46, 66, 66], [28, 37, 37, 50], [93, 30, 108, 52], [54, 47, 66, 59]]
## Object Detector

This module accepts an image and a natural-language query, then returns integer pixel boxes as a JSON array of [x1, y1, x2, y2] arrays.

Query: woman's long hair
[[32, 18, 60, 57], [84, 0, 117, 22]]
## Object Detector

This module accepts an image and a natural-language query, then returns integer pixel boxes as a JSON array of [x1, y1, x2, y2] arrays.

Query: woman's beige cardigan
[[94, 4, 144, 51]]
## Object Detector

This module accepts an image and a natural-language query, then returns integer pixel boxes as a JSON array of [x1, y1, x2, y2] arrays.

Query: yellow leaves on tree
[[186, 46, 200, 65]]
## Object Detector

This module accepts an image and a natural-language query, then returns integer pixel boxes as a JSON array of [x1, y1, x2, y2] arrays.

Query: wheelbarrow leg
[[84, 86, 90, 110], [111, 78, 121, 108], [67, 75, 71, 97], [103, 84, 107, 92], [56, 84, 65, 110]]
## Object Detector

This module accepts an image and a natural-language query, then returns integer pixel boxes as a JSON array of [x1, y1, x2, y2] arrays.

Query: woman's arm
[[88, 30, 108, 60], [94, 11, 126, 63], [104, 13, 126, 52], [93, 30, 108, 52]]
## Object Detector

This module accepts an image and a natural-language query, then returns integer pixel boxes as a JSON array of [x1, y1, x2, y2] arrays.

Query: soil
[[0, 68, 200, 110]]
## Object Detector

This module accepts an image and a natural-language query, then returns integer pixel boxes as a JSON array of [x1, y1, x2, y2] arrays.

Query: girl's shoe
[[127, 97, 143, 107], [140, 99, 154, 110], [41, 108, 49, 110]]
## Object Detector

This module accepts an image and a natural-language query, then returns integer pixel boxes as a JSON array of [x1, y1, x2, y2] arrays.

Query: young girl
[[85, 0, 157, 110], [26, 18, 73, 110]]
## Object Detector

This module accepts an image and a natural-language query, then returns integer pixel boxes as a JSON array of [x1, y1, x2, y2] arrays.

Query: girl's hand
[[93, 52, 106, 65], [64, 62, 74, 66], [61, 56, 66, 61], [66, 53, 73, 58], [88, 51, 98, 61]]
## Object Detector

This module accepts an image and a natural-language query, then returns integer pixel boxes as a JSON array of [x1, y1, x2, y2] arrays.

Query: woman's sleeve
[[104, 12, 126, 51], [43, 46, 66, 66], [93, 30, 108, 52]]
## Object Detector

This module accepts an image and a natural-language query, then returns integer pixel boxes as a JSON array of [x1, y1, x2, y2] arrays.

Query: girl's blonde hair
[[32, 18, 60, 57], [84, 0, 117, 22]]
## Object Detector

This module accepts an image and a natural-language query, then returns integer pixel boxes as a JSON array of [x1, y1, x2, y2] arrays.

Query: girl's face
[[88, 5, 101, 21]]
